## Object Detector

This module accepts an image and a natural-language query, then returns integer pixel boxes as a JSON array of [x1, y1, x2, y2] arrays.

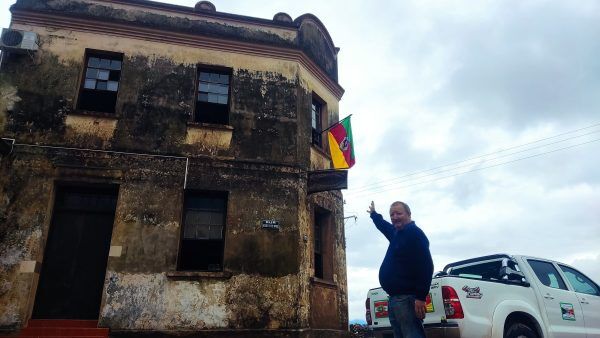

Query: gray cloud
[[424, 2, 600, 129]]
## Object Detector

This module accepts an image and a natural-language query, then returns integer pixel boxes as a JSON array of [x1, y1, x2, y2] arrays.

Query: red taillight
[[442, 286, 464, 319], [365, 297, 372, 325]]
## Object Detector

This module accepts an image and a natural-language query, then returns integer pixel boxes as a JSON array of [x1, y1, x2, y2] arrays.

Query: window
[[311, 97, 323, 148], [314, 221, 323, 278], [195, 68, 231, 124], [559, 265, 600, 296], [77, 50, 122, 114], [313, 207, 332, 280], [450, 260, 503, 280], [528, 259, 568, 290], [177, 191, 227, 271]]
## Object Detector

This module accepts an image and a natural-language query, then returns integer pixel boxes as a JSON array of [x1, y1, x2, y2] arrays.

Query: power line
[[350, 122, 600, 193], [350, 129, 600, 194], [347, 137, 600, 197]]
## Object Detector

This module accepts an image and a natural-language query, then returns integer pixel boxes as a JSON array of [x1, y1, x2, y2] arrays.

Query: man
[[367, 201, 433, 338]]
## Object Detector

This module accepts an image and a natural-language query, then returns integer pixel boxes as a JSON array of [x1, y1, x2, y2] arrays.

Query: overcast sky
[[2, 0, 600, 323]]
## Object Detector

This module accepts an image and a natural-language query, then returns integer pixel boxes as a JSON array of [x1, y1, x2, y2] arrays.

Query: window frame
[[313, 206, 333, 281], [193, 65, 232, 125], [76, 49, 123, 115], [176, 190, 228, 272], [311, 94, 327, 149]]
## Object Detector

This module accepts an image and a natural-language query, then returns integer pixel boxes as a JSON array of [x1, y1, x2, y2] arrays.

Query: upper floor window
[[77, 50, 122, 114], [177, 191, 227, 271], [311, 98, 323, 147], [195, 68, 231, 125]]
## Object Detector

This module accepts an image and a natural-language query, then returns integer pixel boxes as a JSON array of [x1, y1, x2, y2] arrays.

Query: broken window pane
[[109, 71, 120, 81]]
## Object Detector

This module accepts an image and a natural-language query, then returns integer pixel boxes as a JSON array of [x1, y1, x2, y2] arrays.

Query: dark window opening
[[77, 51, 122, 114], [195, 68, 231, 124], [313, 207, 332, 280], [314, 222, 323, 278], [311, 98, 323, 147], [178, 191, 227, 271]]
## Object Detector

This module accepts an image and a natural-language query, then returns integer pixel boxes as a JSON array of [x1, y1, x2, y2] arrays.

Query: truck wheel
[[505, 322, 538, 338]]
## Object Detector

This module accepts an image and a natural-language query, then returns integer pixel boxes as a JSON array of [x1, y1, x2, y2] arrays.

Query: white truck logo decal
[[462, 285, 483, 299]]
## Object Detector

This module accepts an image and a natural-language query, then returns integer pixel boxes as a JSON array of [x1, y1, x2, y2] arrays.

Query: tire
[[505, 322, 538, 338]]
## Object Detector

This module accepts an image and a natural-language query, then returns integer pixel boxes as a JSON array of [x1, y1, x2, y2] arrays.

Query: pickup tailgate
[[423, 279, 447, 325], [367, 282, 446, 331], [367, 287, 391, 330]]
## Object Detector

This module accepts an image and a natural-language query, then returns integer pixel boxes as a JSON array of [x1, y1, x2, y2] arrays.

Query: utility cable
[[347, 137, 600, 197], [350, 129, 600, 194], [350, 122, 600, 193]]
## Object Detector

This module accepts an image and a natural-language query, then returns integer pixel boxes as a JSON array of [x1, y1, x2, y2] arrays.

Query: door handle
[[580, 299, 589, 304], [543, 294, 554, 300]]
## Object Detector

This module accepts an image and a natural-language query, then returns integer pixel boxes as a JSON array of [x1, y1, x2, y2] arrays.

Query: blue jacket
[[371, 212, 434, 301]]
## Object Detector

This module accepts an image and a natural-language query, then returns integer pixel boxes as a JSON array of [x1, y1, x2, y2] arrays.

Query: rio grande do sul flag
[[327, 116, 355, 169]]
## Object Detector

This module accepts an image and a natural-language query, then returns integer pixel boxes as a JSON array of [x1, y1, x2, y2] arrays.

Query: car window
[[450, 260, 503, 280], [559, 265, 600, 296], [527, 259, 568, 290]]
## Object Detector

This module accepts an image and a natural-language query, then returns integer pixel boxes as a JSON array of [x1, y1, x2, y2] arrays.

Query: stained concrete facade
[[0, 0, 349, 336]]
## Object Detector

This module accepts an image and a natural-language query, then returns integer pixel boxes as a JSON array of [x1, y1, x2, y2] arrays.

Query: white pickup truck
[[365, 254, 600, 338]]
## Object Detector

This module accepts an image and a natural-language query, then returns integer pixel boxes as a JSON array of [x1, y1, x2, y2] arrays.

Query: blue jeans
[[388, 295, 426, 338]]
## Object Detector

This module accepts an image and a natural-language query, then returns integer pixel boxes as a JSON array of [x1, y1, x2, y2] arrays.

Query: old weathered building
[[0, 0, 349, 337]]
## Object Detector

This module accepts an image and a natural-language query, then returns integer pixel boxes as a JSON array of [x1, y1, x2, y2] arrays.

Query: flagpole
[[320, 114, 352, 134]]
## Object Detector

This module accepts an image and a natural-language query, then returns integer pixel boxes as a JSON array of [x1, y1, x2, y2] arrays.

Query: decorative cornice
[[97, 0, 299, 30], [11, 10, 345, 100]]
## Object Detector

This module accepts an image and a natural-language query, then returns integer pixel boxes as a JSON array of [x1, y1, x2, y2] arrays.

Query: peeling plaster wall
[[0, 155, 54, 329], [0, 1, 348, 336]]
